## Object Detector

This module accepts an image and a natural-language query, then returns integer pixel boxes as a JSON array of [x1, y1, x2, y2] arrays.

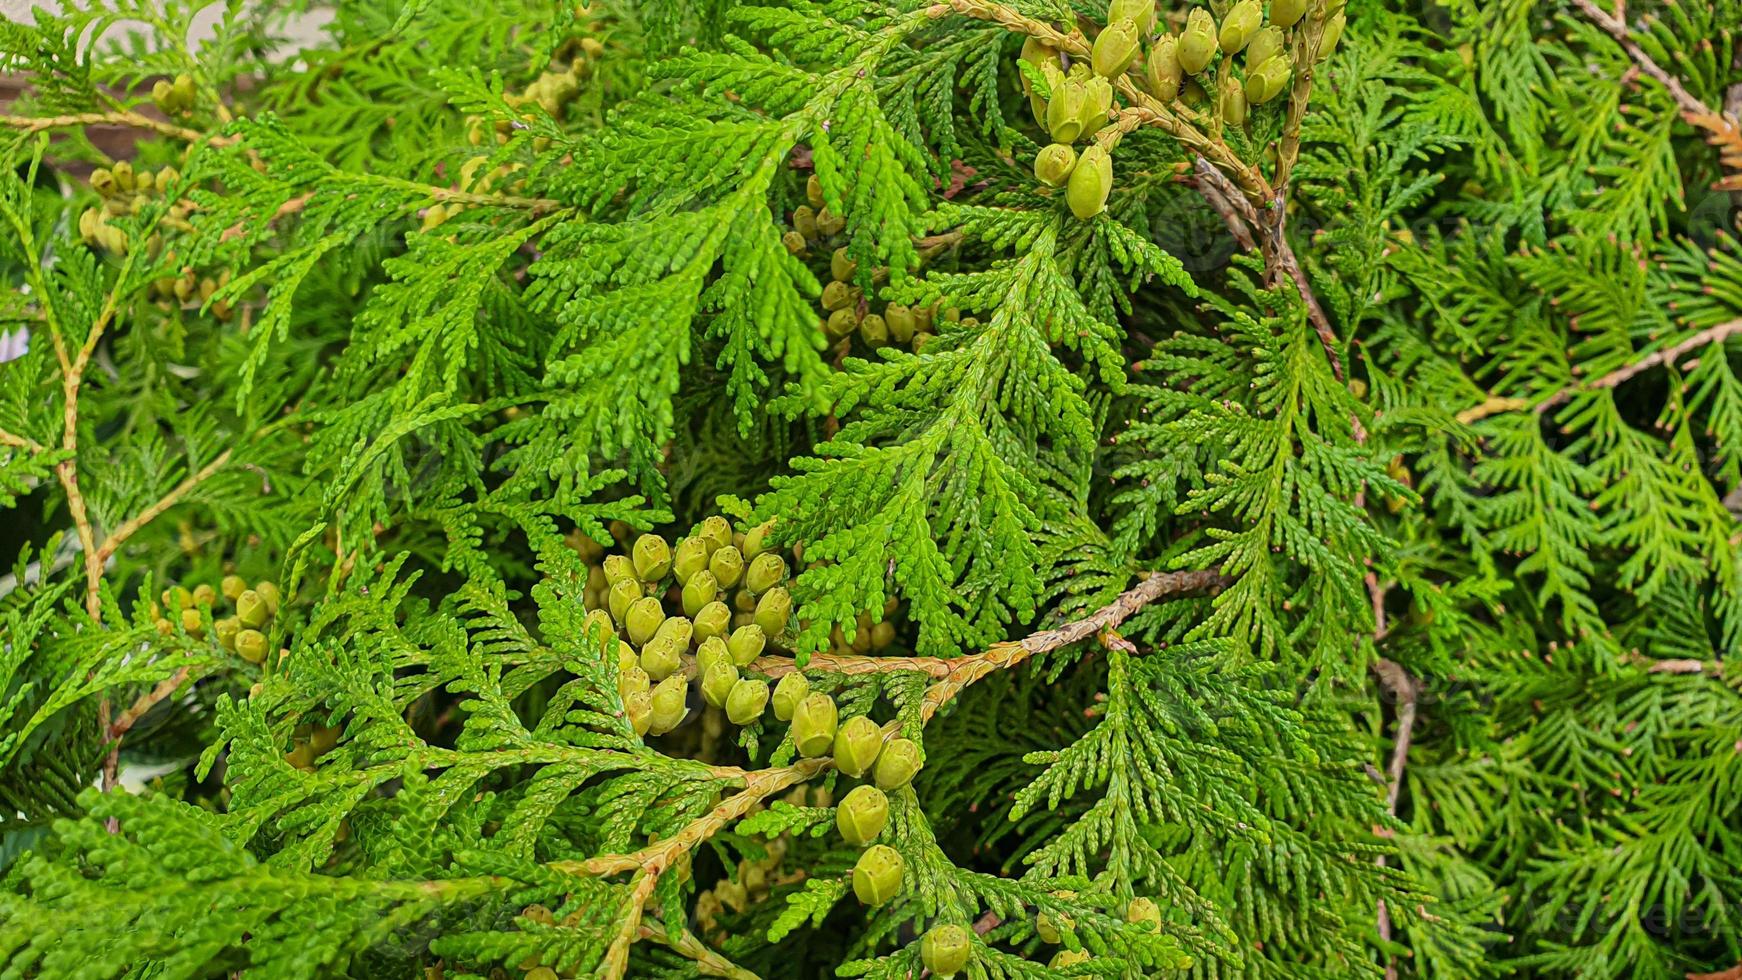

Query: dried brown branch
[[1689, 964, 1742, 980]]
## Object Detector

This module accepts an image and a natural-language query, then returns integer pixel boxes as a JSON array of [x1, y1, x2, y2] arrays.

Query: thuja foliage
[[2, 0, 1741, 976]]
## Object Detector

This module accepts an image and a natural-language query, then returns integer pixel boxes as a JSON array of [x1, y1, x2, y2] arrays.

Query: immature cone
[[1036, 910, 1073, 943], [1218, 0, 1262, 53], [1318, 12, 1346, 61], [1246, 25, 1285, 69], [791, 692, 838, 757], [753, 586, 793, 637], [1079, 76, 1113, 135], [702, 659, 739, 708], [726, 678, 770, 725], [180, 607, 205, 636], [697, 636, 732, 679], [831, 247, 858, 283], [1050, 949, 1090, 969], [192, 583, 217, 608], [583, 608, 616, 646], [873, 737, 923, 789], [807, 172, 826, 208], [626, 690, 653, 736], [675, 536, 710, 581], [1066, 144, 1113, 220], [885, 304, 916, 343], [793, 205, 819, 239], [653, 615, 692, 653], [694, 601, 733, 643], [648, 675, 688, 734], [742, 520, 775, 559], [1091, 19, 1141, 78], [256, 581, 283, 616], [603, 554, 636, 585], [619, 665, 652, 699], [626, 595, 665, 646], [772, 672, 810, 721], [1127, 896, 1162, 931], [1220, 74, 1249, 126], [921, 924, 972, 977], [236, 629, 268, 664], [1146, 36, 1182, 101], [1244, 55, 1292, 104], [1270, 0, 1308, 28], [1046, 78, 1088, 144], [1178, 8, 1218, 73], [821, 280, 855, 311], [607, 578, 641, 624], [826, 307, 859, 340], [683, 570, 719, 618], [1034, 144, 1078, 187], [697, 516, 734, 553], [632, 533, 672, 581], [1106, 0, 1156, 35], [852, 845, 904, 905], [214, 617, 241, 651], [745, 553, 787, 595], [640, 635, 682, 681], [727, 624, 766, 666], [836, 784, 889, 845], [709, 546, 745, 590], [236, 590, 270, 629], [833, 715, 883, 777]]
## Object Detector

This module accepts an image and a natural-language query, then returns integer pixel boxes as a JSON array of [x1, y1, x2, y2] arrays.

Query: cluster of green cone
[[785, 174, 984, 356], [148, 576, 283, 665], [150, 73, 196, 116], [1033, 894, 1170, 969], [1026, 0, 1347, 212], [77, 161, 187, 258]]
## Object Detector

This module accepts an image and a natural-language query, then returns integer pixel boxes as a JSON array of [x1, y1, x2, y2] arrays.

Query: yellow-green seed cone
[[1091, 18, 1141, 77], [1318, 12, 1346, 61], [772, 672, 809, 721], [648, 675, 688, 734], [673, 536, 709, 584], [693, 601, 732, 643], [1046, 79, 1087, 144], [702, 659, 739, 708], [1245, 54, 1292, 104], [1066, 144, 1113, 220], [851, 845, 904, 905], [1078, 76, 1113, 136], [1220, 74, 1248, 126], [836, 784, 888, 845], [1270, 0, 1308, 28], [683, 570, 719, 619], [921, 924, 972, 977], [608, 578, 642, 624], [1050, 949, 1090, 969], [696, 516, 733, 554], [1178, 8, 1217, 73], [791, 692, 838, 757], [1106, 0, 1155, 36], [726, 678, 769, 725], [625, 596, 665, 646], [708, 545, 745, 590], [745, 553, 787, 595], [653, 615, 692, 653], [619, 665, 652, 699], [742, 520, 776, 559], [632, 533, 671, 582], [1127, 896, 1161, 930], [1246, 25, 1285, 70], [1218, 0, 1262, 53], [833, 715, 883, 778], [640, 635, 682, 681], [236, 590, 269, 629], [626, 690, 653, 736], [1035, 143, 1078, 187], [603, 554, 636, 585], [727, 624, 766, 666], [236, 629, 268, 664], [873, 737, 923, 789], [753, 586, 793, 637], [1147, 35, 1182, 101]]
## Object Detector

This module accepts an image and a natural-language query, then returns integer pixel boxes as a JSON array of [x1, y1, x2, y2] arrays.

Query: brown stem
[[0, 427, 44, 453], [1537, 318, 1742, 413], [637, 923, 761, 980], [1371, 656, 1418, 980], [1189, 156, 1258, 251], [746, 569, 1226, 684], [94, 449, 235, 566], [1689, 963, 1742, 980], [106, 665, 197, 740], [0, 109, 208, 144]]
